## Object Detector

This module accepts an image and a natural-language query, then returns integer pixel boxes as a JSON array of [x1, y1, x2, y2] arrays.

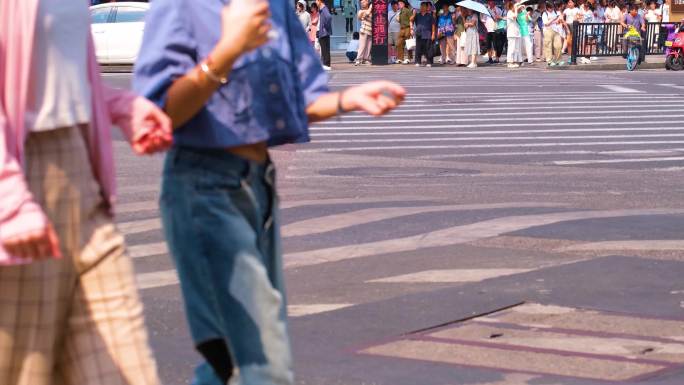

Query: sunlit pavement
[[105, 66, 684, 385]]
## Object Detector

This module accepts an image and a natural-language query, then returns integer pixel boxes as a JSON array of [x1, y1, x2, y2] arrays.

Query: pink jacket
[[0, 1, 144, 264]]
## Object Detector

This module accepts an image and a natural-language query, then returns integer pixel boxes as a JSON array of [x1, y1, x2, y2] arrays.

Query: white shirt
[[604, 6, 621, 22], [389, 9, 401, 33], [645, 9, 661, 22], [298, 10, 311, 31], [26, 0, 91, 132], [347, 39, 360, 52], [563, 7, 580, 24], [596, 6, 606, 22], [543, 10, 564, 34], [662, 3, 670, 22], [507, 10, 521, 37], [482, 6, 502, 32]]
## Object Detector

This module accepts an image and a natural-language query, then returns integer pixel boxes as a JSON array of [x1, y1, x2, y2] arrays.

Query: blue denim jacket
[[133, 0, 329, 148]]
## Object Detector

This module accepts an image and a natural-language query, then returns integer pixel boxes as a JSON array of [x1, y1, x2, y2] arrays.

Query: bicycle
[[624, 36, 643, 71], [622, 26, 643, 71]]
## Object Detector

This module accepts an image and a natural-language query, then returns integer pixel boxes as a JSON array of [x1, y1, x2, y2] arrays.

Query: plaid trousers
[[0, 126, 160, 385]]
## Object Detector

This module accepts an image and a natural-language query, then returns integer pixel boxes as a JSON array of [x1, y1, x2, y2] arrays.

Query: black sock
[[196, 339, 234, 384]]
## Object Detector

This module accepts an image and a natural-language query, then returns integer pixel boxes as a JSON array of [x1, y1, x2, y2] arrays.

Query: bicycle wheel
[[626, 46, 639, 71]]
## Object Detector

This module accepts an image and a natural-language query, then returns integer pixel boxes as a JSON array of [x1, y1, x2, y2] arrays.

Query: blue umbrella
[[456, 0, 492, 17]]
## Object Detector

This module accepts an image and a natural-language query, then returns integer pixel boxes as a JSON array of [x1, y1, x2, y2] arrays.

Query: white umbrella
[[456, 0, 492, 17]]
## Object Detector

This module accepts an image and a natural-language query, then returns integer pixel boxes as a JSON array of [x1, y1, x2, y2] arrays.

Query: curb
[[547, 62, 665, 71]]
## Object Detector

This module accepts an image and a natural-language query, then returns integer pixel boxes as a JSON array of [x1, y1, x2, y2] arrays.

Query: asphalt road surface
[[105, 67, 684, 385]]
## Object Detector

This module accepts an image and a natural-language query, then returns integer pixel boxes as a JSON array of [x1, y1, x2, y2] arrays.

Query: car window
[[114, 7, 147, 23], [91, 8, 111, 24]]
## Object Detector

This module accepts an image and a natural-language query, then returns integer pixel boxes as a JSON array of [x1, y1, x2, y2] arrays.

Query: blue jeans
[[160, 146, 292, 385]]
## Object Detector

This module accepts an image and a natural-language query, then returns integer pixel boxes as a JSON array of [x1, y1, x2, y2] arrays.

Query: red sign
[[372, 0, 389, 46]]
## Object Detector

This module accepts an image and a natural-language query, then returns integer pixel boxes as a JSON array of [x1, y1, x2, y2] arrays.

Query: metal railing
[[570, 21, 681, 64]]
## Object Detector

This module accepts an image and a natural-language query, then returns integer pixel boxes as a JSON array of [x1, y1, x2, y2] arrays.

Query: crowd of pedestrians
[[1, 1, 404, 385], [341, 0, 674, 68]]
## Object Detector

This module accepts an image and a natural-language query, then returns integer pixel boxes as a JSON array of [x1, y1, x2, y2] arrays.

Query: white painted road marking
[[598, 84, 643, 93]]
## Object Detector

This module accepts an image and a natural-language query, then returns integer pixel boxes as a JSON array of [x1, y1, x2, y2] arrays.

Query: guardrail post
[[571, 22, 579, 65]]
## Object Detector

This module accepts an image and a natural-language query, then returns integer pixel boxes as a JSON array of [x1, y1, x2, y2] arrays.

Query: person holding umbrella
[[463, 8, 480, 68]]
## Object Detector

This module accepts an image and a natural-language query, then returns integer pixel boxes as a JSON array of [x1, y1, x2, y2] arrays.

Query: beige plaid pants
[[0, 126, 160, 385]]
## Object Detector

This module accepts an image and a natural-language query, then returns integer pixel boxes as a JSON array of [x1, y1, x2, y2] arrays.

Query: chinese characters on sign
[[371, 0, 389, 65], [372, 0, 389, 45]]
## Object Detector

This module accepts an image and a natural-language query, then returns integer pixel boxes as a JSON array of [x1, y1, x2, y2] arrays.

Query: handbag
[[459, 31, 466, 48], [405, 38, 416, 50]]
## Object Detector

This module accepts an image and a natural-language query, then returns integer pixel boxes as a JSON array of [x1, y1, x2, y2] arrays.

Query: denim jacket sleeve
[[132, 0, 197, 110]]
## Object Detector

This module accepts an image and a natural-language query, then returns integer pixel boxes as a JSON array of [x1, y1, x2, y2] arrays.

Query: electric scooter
[[665, 23, 684, 71]]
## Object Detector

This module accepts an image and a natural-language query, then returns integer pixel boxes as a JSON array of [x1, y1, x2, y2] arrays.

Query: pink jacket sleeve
[[0, 99, 48, 260], [102, 84, 138, 143]]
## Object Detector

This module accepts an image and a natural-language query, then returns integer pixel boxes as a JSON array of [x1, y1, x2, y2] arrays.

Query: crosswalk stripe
[[297, 140, 684, 153], [282, 202, 565, 237], [311, 121, 683, 131], [339, 109, 684, 120], [418, 148, 684, 159], [367, 269, 534, 283], [309, 134, 684, 144], [658, 83, 684, 90], [320, 115, 684, 126], [118, 218, 161, 235], [128, 242, 168, 258], [551, 156, 684, 165], [363, 103, 683, 114], [561, 240, 684, 251], [598, 85, 643, 93], [393, 99, 670, 108], [283, 209, 684, 268], [311, 128, 684, 137], [116, 200, 158, 214]]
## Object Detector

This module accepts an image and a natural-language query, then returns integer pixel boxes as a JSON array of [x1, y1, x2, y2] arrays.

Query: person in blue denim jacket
[[133, 0, 405, 384]]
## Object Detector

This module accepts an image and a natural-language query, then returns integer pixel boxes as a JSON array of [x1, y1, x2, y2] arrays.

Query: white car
[[90, 2, 149, 64]]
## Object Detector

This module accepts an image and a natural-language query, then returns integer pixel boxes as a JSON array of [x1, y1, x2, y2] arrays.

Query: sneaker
[[467, 62, 477, 68], [507, 63, 518, 68], [446, 59, 454, 65], [403, 59, 410, 64], [426, 64, 432, 68], [416, 63, 421, 67], [548, 61, 557, 66], [580, 57, 591, 64], [353, 61, 360, 66], [556, 61, 565, 66], [322, 65, 332, 71], [395, 59, 402, 64]]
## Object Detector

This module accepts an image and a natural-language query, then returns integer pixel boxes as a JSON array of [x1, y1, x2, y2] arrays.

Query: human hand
[[131, 97, 173, 154], [340, 81, 407, 116], [2, 223, 61, 261], [218, 0, 271, 56]]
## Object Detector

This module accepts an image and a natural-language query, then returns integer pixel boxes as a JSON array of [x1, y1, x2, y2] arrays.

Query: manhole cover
[[320, 167, 479, 178], [360, 303, 684, 381]]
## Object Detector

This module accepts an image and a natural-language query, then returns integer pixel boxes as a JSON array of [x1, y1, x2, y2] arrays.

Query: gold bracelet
[[200, 59, 228, 85]]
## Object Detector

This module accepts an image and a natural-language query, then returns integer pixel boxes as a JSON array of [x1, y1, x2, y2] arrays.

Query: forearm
[[306, 92, 342, 123], [165, 43, 240, 129]]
